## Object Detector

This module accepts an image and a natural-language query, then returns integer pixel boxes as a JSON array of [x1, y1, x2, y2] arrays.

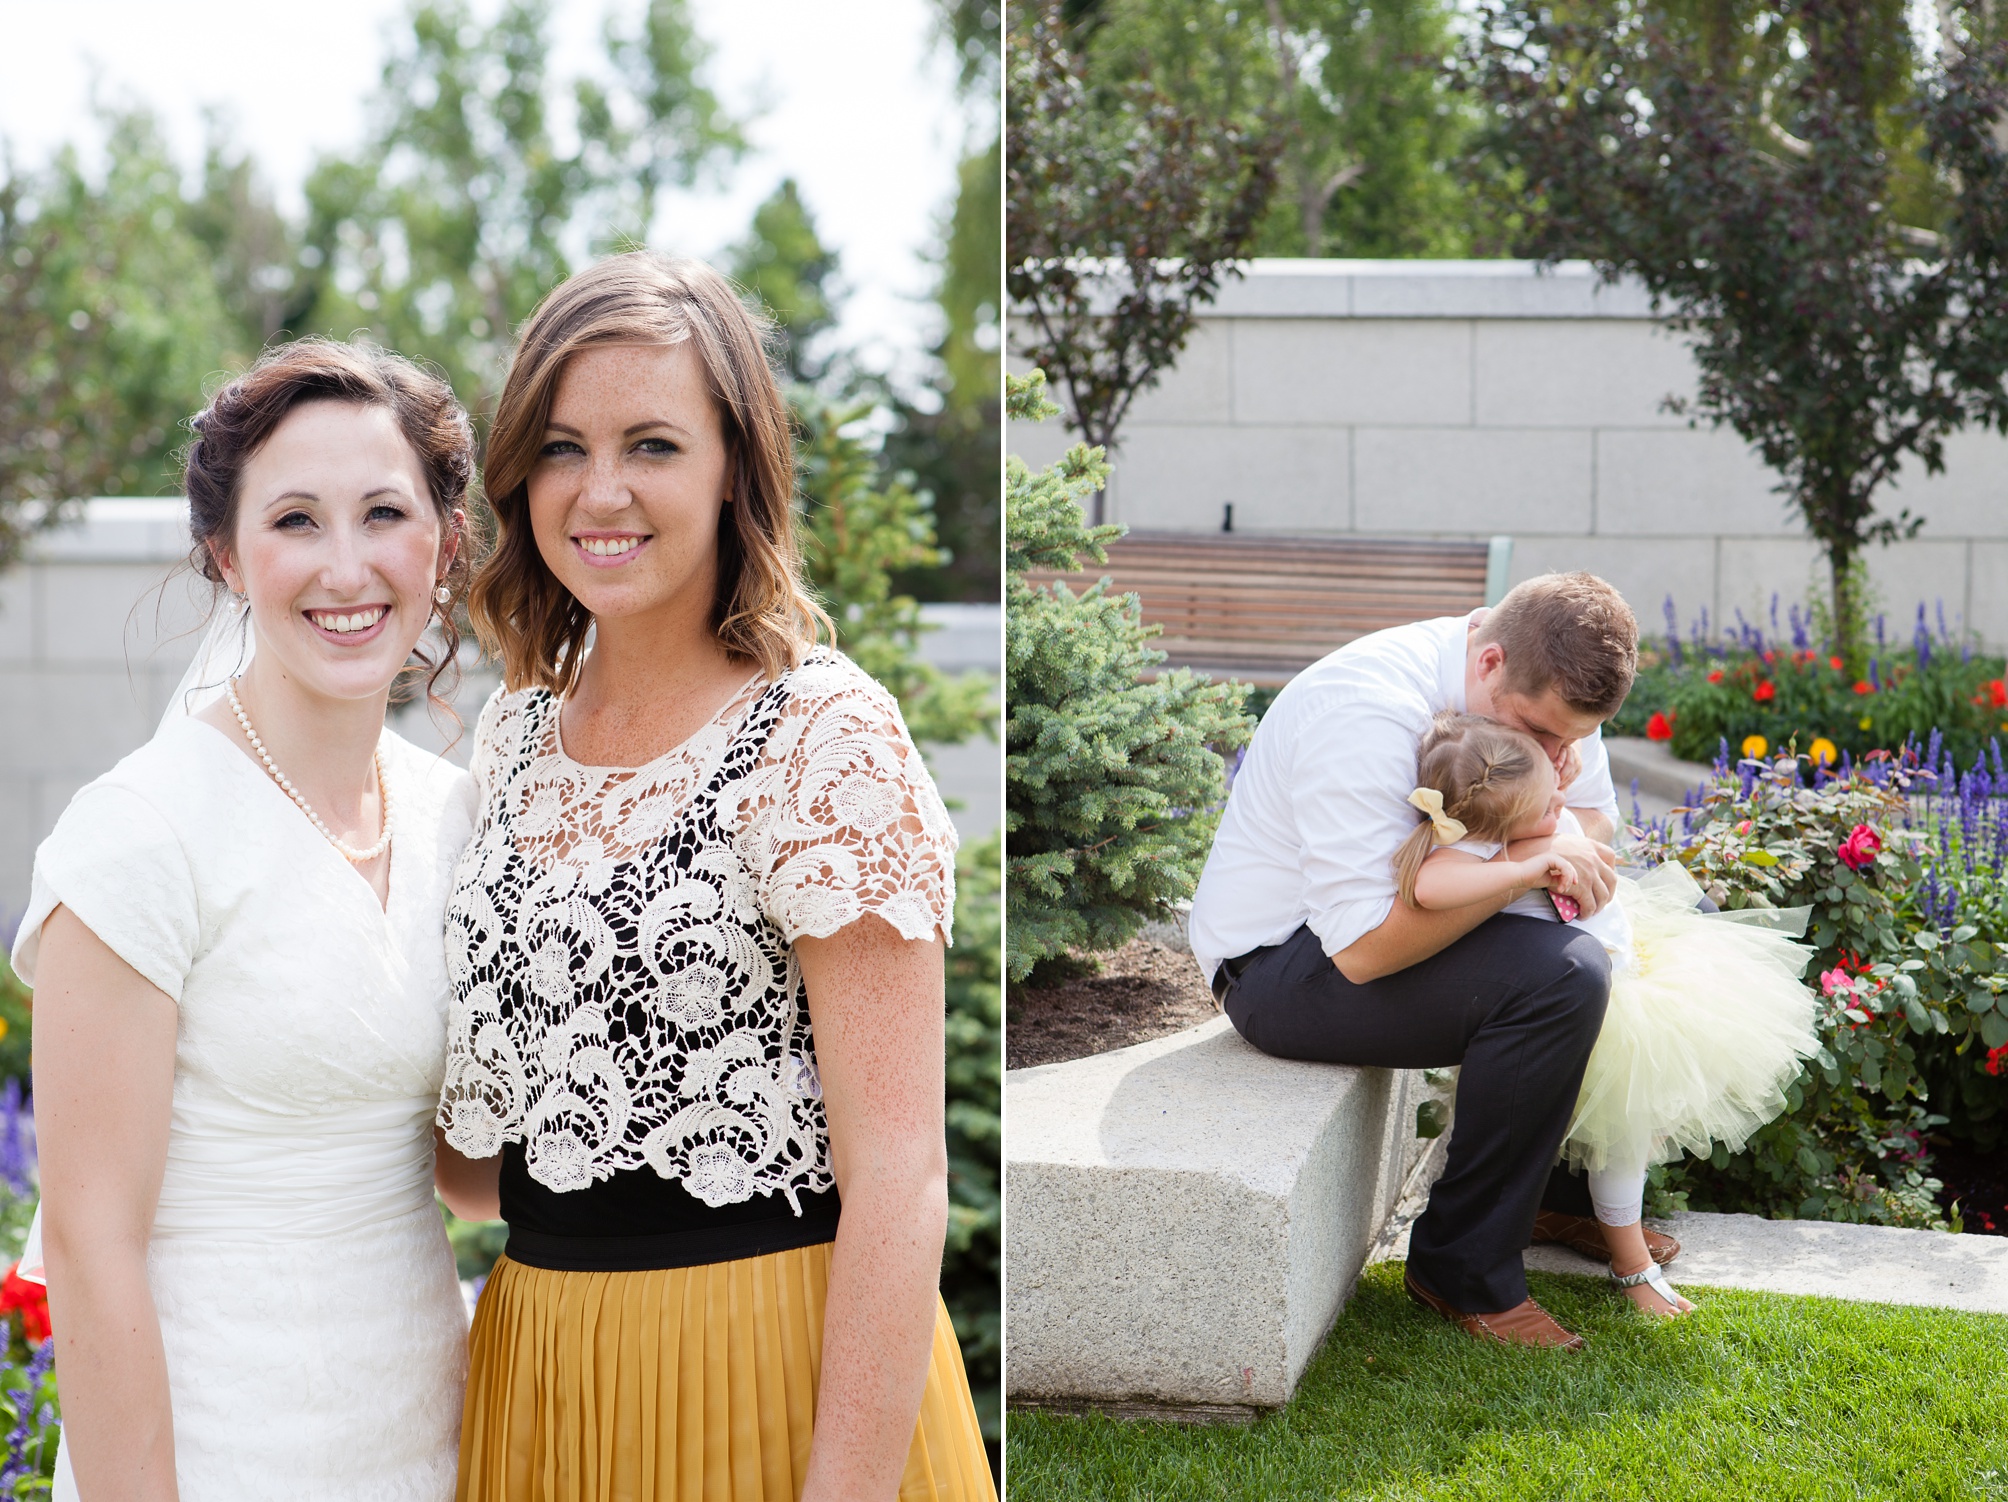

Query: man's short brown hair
[[1473, 572, 1638, 716]]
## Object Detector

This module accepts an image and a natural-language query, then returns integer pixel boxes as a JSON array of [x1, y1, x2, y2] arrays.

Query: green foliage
[[440, 1206, 510, 1284], [1631, 753, 2008, 1226], [795, 395, 996, 750], [883, 137, 1003, 603], [1006, 372, 1253, 982], [1006, 2, 1280, 472], [298, 0, 745, 415], [729, 180, 839, 387], [942, 836, 1000, 1443], [0, 953, 28, 1091], [1074, 0, 1484, 257], [1471, 0, 2008, 641], [0, 109, 251, 565]]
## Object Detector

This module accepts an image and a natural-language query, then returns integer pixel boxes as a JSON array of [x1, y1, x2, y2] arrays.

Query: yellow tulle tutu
[[1562, 861, 1823, 1174]]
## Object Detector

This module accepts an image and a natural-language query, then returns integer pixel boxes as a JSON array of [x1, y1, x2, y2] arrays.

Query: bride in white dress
[[9, 340, 480, 1499]]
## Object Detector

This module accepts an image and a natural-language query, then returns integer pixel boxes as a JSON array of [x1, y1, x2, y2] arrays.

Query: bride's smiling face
[[213, 400, 454, 703]]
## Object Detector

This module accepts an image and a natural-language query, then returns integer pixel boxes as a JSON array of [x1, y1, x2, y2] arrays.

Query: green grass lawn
[[1006, 1261, 2008, 1501]]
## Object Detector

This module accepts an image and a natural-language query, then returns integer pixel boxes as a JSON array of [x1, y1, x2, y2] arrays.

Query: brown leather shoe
[[1530, 1210, 1681, 1267], [1403, 1269, 1586, 1350]]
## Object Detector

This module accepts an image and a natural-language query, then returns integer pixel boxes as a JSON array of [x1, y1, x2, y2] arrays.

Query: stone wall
[[1007, 260, 2008, 647], [0, 499, 1000, 920]]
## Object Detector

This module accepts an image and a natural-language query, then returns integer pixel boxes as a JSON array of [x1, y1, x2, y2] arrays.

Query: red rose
[[1837, 823, 1882, 872], [1853, 679, 1875, 695], [1989, 1043, 2008, 1078], [1707, 669, 1726, 684], [0, 1261, 50, 1344], [1991, 680, 2007, 708], [1753, 681, 1776, 703], [1646, 711, 1673, 741], [1830, 655, 1845, 671]]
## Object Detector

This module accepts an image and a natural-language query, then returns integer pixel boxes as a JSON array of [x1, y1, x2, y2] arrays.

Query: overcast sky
[[0, 0, 978, 384]]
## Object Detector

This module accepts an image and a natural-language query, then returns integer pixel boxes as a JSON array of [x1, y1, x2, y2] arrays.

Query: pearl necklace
[[226, 678, 393, 863]]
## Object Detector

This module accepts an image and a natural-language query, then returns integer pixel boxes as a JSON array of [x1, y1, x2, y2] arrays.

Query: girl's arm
[[1411, 848, 1580, 912], [795, 914, 950, 1502], [32, 904, 180, 1501], [434, 1131, 502, 1222]]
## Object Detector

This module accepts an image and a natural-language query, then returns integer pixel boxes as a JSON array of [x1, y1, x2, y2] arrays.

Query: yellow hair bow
[[1407, 787, 1468, 845]]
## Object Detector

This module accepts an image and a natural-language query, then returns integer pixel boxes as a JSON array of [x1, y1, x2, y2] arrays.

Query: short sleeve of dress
[[9, 785, 198, 1001], [740, 659, 959, 946], [1444, 835, 1505, 860]]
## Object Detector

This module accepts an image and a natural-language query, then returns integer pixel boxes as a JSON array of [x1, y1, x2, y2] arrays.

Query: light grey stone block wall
[[1008, 259, 2008, 646], [1006, 1016, 1429, 1415], [0, 499, 1000, 922]]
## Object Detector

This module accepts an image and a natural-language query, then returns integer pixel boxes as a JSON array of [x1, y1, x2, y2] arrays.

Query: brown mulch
[[1007, 938, 1222, 1070]]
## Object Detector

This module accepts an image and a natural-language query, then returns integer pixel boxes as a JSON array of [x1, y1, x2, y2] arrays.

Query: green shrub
[[942, 835, 1000, 1444], [1004, 371, 1253, 984], [1633, 749, 2008, 1226], [0, 955, 27, 1090], [1611, 598, 2008, 769]]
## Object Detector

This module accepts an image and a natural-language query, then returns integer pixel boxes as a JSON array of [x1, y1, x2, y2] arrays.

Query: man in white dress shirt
[[1189, 572, 1651, 1349]]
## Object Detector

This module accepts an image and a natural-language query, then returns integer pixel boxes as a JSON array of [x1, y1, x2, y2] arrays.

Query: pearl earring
[[434, 584, 452, 606]]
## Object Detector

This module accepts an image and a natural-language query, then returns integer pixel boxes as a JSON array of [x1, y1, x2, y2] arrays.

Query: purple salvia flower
[[1770, 593, 1781, 636], [0, 1337, 55, 1491]]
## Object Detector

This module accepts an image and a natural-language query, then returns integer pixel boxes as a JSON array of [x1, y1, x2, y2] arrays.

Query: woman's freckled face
[[1509, 754, 1567, 841], [525, 341, 732, 625], [217, 400, 447, 703]]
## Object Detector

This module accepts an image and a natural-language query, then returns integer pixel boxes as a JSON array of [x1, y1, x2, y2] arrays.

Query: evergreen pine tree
[[1005, 371, 1253, 983]]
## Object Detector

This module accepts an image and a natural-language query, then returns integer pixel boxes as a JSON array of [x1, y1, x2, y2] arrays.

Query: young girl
[[1393, 712, 1822, 1318]]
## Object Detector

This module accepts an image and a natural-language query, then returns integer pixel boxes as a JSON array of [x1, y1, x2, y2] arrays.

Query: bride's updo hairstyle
[[182, 338, 478, 707], [471, 251, 831, 694], [1392, 711, 1552, 907]]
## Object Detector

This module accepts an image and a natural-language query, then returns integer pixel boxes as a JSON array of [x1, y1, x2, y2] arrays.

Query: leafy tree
[[184, 120, 311, 353], [0, 110, 248, 566], [877, 0, 1004, 603], [795, 395, 995, 749], [1071, 0, 1482, 257], [1472, 0, 2008, 649], [728, 179, 840, 386], [299, 0, 744, 416], [1005, 371, 1253, 983], [1006, 1, 1280, 518]]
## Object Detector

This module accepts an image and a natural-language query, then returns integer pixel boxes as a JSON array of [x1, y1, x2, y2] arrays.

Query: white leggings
[[1586, 1157, 1648, 1227]]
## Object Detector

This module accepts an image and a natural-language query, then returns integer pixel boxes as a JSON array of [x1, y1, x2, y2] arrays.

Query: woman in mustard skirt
[[433, 251, 994, 1502]]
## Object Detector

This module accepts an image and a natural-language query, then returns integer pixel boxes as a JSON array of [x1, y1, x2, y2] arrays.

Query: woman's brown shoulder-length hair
[[470, 251, 832, 694]]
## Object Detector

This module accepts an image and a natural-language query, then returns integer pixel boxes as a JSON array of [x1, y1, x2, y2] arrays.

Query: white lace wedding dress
[[10, 713, 476, 1499]]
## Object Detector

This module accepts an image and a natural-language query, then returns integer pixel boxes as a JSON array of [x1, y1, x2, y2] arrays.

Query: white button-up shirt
[[1187, 612, 1620, 981]]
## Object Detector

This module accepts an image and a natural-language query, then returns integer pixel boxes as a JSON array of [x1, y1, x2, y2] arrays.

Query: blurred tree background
[[1, 0, 999, 603], [0, 0, 1002, 1454]]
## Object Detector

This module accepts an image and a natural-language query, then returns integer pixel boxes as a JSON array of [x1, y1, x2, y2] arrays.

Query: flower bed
[[1631, 742, 2008, 1228], [1609, 597, 2008, 769]]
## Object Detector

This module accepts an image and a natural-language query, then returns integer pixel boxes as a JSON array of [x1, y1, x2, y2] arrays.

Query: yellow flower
[[1808, 737, 1838, 767], [1741, 734, 1768, 759], [1860, 715, 1874, 731]]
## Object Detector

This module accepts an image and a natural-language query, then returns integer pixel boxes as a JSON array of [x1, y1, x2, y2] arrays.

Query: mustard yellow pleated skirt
[[456, 1242, 995, 1502]]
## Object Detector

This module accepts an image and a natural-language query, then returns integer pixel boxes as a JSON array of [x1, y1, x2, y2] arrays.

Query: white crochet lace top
[[438, 647, 957, 1211]]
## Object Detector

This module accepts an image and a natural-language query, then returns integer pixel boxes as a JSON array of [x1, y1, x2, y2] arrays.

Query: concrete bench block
[[1005, 1017, 1425, 1416]]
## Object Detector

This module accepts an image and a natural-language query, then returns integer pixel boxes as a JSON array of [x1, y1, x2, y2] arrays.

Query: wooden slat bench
[[1027, 532, 1516, 687]]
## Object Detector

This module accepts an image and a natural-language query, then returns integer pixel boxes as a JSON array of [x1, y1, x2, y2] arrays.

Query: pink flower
[[1819, 968, 1850, 998], [1837, 824, 1882, 871]]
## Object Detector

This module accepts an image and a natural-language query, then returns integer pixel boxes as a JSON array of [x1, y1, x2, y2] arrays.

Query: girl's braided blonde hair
[[1391, 712, 1552, 907]]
